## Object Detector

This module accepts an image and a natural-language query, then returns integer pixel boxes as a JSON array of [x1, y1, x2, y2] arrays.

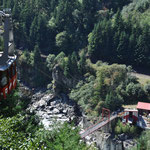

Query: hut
[[123, 109, 138, 124]]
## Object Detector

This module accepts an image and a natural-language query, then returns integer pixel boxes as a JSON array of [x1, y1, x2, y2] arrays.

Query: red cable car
[[0, 10, 17, 100]]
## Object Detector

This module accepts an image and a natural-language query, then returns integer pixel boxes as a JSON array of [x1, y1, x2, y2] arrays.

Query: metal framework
[[102, 108, 110, 121], [0, 9, 15, 66], [0, 9, 17, 100], [80, 108, 114, 138]]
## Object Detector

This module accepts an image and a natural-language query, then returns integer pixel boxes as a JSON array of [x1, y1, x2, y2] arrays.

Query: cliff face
[[96, 132, 137, 150], [96, 132, 123, 150], [52, 64, 77, 95]]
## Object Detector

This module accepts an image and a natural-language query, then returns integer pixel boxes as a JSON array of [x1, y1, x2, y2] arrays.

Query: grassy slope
[[132, 73, 150, 85]]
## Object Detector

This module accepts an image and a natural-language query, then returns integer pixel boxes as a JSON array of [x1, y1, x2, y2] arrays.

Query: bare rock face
[[52, 65, 76, 95], [28, 92, 82, 130], [123, 139, 137, 150]]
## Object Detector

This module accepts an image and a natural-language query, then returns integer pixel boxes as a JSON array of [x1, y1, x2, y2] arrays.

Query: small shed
[[137, 102, 150, 116], [123, 109, 138, 124]]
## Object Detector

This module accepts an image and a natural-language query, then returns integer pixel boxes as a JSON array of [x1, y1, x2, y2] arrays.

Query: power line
[[19, 60, 80, 88], [18, 57, 83, 89]]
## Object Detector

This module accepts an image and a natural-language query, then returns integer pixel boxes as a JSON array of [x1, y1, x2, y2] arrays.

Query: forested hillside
[[0, 0, 149, 114], [0, 0, 150, 68], [0, 0, 150, 149]]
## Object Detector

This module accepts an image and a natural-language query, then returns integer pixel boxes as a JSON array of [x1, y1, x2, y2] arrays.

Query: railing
[[80, 114, 117, 138], [80, 108, 120, 138]]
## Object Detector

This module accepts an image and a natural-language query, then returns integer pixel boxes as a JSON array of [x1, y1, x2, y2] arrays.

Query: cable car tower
[[0, 9, 17, 99]]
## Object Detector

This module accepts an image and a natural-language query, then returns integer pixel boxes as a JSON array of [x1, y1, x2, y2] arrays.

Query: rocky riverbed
[[27, 91, 82, 130]]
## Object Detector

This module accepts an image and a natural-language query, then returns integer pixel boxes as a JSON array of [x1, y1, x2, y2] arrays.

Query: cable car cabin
[[0, 55, 17, 99], [0, 10, 17, 100]]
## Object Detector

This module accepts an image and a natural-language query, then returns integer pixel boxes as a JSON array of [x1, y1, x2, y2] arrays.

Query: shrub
[[115, 126, 122, 134], [130, 126, 136, 136]]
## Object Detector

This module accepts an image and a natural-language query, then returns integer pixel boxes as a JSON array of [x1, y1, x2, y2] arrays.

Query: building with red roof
[[137, 102, 150, 115]]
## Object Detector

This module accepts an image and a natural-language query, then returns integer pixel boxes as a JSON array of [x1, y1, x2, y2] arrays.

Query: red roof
[[137, 102, 150, 111]]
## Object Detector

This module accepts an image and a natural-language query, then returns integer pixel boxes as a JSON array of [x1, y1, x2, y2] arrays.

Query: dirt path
[[132, 72, 150, 84]]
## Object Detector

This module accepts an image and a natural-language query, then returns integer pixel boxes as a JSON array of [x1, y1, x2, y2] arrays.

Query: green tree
[[70, 52, 79, 75], [144, 82, 150, 96], [95, 64, 128, 99], [125, 83, 146, 104], [88, 19, 113, 61], [54, 0, 78, 32], [33, 45, 45, 87], [129, 126, 136, 136], [36, 14, 49, 50], [136, 130, 150, 150], [105, 92, 123, 111], [70, 76, 96, 115], [81, 0, 98, 32], [29, 16, 38, 49], [33, 45, 41, 67], [78, 50, 86, 75], [0, 37, 4, 52], [56, 31, 70, 53], [115, 126, 122, 135], [63, 56, 71, 77], [12, 0, 20, 20], [46, 54, 56, 72]]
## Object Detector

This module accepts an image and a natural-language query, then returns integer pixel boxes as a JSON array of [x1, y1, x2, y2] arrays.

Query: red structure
[[0, 10, 17, 100], [102, 108, 110, 121], [0, 60, 17, 99], [80, 108, 113, 138], [123, 109, 138, 124]]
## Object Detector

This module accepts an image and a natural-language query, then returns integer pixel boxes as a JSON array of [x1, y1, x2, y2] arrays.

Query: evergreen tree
[[33, 45, 43, 86], [30, 16, 38, 49], [64, 58, 70, 77], [54, 0, 78, 32], [71, 52, 78, 75], [36, 14, 49, 50], [78, 51, 86, 75], [81, 0, 98, 33], [33, 45, 41, 67], [116, 31, 129, 63], [55, 31, 70, 54], [12, 0, 20, 20]]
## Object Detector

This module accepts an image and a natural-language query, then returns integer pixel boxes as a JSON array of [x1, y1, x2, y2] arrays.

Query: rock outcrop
[[52, 65, 77, 95]]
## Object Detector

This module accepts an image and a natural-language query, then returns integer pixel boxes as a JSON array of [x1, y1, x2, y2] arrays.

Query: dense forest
[[2, 0, 148, 113], [0, 0, 150, 149], [0, 0, 150, 68]]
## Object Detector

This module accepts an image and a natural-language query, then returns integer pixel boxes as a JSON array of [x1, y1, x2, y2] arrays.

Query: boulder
[[53, 108, 60, 114]]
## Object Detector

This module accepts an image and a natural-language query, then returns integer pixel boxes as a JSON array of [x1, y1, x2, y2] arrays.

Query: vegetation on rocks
[[133, 130, 150, 150], [115, 120, 138, 136]]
